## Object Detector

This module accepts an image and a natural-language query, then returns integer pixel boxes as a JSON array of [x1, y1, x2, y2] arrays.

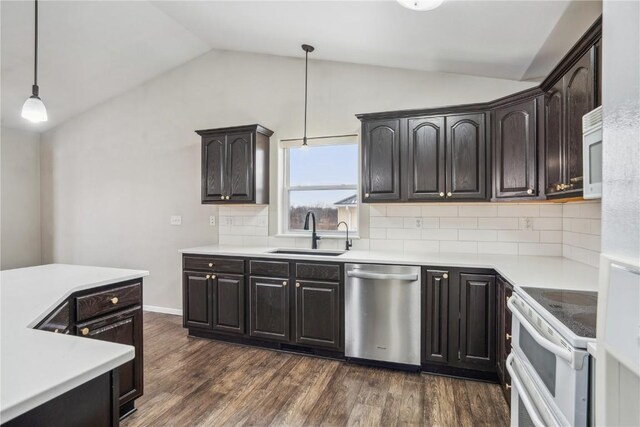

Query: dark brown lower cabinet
[[76, 306, 143, 409], [422, 270, 449, 363], [295, 280, 340, 349], [459, 273, 496, 369], [497, 276, 514, 405], [212, 274, 245, 334], [183, 271, 212, 329], [249, 276, 290, 342]]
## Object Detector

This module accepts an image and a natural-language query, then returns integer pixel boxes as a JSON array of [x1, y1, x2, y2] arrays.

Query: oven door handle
[[507, 297, 575, 366], [506, 353, 547, 427]]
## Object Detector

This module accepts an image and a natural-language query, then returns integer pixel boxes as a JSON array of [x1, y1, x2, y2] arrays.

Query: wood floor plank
[[122, 313, 510, 427]]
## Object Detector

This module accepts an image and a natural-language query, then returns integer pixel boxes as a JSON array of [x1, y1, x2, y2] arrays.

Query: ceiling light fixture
[[21, 0, 47, 123], [301, 43, 315, 149], [397, 0, 444, 11]]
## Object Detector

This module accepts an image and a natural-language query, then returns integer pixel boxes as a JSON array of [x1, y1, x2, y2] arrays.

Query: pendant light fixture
[[301, 44, 315, 149], [21, 0, 47, 123]]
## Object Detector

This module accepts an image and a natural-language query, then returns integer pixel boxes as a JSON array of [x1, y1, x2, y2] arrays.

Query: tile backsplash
[[216, 201, 602, 268]]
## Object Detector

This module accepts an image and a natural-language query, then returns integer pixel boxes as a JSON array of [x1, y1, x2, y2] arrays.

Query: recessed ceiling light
[[397, 0, 445, 11]]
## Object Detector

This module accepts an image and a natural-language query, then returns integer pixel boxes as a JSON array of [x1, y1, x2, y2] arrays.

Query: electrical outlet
[[415, 218, 422, 228], [170, 215, 182, 226], [520, 217, 533, 231], [209, 216, 216, 226]]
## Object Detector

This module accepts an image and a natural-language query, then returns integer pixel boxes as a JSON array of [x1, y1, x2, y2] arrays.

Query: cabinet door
[[564, 49, 594, 191], [212, 274, 245, 335], [202, 134, 227, 202], [295, 280, 340, 349], [502, 281, 513, 405], [362, 119, 401, 201], [423, 270, 449, 364], [446, 114, 486, 199], [459, 273, 496, 368], [494, 99, 537, 198], [545, 82, 564, 195], [183, 271, 212, 329], [77, 306, 143, 406], [226, 132, 254, 202], [407, 117, 446, 201], [250, 277, 290, 342]]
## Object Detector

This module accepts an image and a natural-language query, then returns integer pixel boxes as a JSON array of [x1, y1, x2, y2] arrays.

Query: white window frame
[[280, 135, 360, 237]]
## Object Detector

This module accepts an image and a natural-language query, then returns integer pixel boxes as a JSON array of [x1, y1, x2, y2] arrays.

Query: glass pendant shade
[[397, 0, 444, 11], [21, 95, 48, 122]]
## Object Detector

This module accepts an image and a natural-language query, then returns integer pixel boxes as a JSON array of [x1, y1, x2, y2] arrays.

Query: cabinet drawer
[[76, 282, 142, 322], [37, 301, 70, 333], [295, 263, 341, 282], [183, 255, 245, 273], [250, 260, 289, 277]]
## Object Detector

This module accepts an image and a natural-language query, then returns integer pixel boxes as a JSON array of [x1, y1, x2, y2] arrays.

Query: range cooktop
[[520, 287, 598, 340]]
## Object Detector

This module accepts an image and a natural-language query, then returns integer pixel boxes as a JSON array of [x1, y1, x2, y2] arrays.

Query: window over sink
[[282, 136, 359, 235]]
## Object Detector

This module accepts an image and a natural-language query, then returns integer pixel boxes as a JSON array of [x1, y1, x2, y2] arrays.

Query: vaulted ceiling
[[1, 0, 601, 131]]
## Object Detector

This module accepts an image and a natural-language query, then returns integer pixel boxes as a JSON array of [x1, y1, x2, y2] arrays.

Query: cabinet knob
[[527, 188, 534, 195], [110, 297, 119, 305], [296, 282, 300, 288], [447, 192, 452, 197], [282, 281, 288, 286], [54, 329, 59, 334], [208, 263, 213, 267], [439, 192, 445, 197], [505, 384, 512, 390], [506, 333, 512, 341], [211, 275, 216, 280], [206, 275, 211, 279], [225, 196, 230, 200], [442, 273, 448, 279], [364, 192, 370, 198], [220, 195, 225, 200], [81, 327, 90, 336]]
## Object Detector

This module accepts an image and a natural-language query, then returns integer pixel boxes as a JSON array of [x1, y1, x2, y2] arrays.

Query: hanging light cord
[[33, 0, 39, 95], [303, 48, 308, 146]]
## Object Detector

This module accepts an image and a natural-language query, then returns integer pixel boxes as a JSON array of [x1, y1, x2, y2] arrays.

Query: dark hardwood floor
[[122, 312, 509, 427]]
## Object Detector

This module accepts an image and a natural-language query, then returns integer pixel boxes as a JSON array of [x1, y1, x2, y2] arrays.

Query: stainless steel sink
[[266, 248, 345, 257]]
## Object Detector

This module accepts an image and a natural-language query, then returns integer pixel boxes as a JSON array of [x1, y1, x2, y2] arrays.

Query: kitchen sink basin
[[266, 249, 345, 257]]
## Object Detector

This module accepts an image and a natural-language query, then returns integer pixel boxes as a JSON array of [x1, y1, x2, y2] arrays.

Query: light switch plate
[[209, 216, 216, 226], [170, 215, 182, 226], [520, 217, 533, 231]]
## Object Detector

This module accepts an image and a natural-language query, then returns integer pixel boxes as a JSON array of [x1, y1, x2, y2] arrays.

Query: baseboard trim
[[143, 305, 182, 316]]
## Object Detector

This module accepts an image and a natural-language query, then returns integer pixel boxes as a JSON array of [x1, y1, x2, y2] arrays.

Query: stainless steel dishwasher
[[345, 263, 421, 369]]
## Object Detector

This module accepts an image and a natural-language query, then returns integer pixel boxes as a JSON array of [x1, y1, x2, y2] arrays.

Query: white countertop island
[[179, 245, 599, 292], [0, 264, 149, 423]]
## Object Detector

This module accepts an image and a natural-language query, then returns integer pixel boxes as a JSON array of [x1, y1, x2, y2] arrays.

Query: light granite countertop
[[1, 264, 149, 423]]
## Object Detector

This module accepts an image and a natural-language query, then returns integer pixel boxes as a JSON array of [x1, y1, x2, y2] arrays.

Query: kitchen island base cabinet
[[3, 370, 120, 427]]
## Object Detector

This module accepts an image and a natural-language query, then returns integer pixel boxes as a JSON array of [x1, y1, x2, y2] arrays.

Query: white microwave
[[583, 106, 603, 199]]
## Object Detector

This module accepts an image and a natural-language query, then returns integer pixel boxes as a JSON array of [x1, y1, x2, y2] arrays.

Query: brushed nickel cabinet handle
[[506, 333, 512, 340], [110, 297, 119, 305], [81, 327, 90, 336], [505, 384, 512, 390]]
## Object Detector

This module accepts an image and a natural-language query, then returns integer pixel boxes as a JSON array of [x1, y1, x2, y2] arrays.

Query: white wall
[[1, 126, 41, 270], [40, 48, 535, 310]]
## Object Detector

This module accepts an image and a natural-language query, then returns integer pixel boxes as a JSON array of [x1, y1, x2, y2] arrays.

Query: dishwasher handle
[[347, 270, 418, 281]]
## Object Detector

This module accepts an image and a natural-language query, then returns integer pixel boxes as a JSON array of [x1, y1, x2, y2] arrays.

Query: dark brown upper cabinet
[[357, 16, 601, 203], [446, 113, 487, 200], [407, 117, 446, 201], [542, 18, 600, 198], [493, 96, 539, 199], [196, 124, 273, 204], [359, 113, 488, 203], [362, 119, 401, 202]]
